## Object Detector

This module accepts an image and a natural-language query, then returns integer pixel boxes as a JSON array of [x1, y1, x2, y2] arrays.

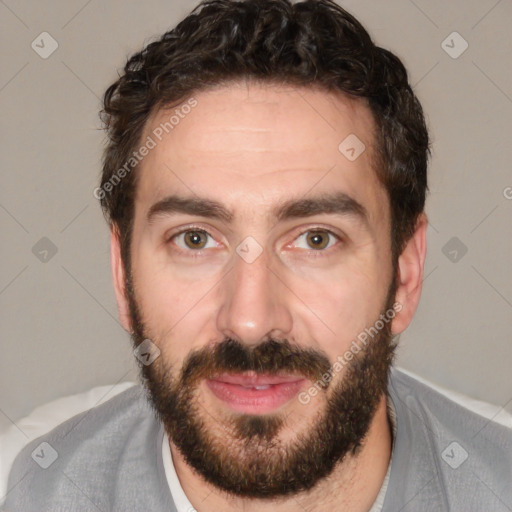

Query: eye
[[170, 229, 219, 251], [292, 229, 340, 251]]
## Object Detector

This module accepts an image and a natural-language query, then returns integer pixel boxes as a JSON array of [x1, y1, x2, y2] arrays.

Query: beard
[[125, 272, 397, 499]]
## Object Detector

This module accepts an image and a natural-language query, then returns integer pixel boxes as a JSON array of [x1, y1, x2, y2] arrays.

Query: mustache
[[179, 338, 332, 387]]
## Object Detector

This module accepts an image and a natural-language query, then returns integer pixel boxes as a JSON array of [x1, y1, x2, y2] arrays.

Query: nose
[[215, 246, 293, 347]]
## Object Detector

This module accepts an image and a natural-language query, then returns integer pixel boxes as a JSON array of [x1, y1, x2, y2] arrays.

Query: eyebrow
[[146, 191, 369, 228]]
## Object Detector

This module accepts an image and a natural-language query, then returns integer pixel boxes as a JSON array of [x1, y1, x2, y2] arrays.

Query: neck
[[169, 394, 392, 512]]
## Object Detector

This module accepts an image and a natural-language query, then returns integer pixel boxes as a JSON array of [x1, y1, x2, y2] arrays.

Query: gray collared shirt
[[3, 367, 512, 511]]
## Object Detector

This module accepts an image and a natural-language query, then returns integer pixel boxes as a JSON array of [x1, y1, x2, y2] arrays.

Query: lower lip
[[205, 379, 306, 414]]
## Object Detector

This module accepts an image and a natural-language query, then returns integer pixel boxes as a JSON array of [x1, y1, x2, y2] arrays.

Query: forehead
[[136, 81, 388, 228]]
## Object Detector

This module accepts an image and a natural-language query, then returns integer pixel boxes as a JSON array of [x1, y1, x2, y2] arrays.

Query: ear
[[391, 213, 428, 335], [110, 227, 132, 332]]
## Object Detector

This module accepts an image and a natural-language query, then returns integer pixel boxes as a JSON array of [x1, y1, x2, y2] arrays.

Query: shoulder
[[3, 385, 171, 511], [10, 383, 154, 458], [387, 368, 512, 510], [390, 367, 512, 448]]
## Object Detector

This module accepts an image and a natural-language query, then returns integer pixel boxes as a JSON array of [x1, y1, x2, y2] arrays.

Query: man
[[4, 0, 512, 510]]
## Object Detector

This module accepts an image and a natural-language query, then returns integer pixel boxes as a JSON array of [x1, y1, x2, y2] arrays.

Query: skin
[[111, 80, 427, 511]]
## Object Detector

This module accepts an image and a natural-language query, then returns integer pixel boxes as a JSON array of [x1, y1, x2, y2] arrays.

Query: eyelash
[[166, 225, 342, 257]]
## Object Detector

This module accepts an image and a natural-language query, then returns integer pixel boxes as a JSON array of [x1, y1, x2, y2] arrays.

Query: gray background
[[1, 0, 511, 430]]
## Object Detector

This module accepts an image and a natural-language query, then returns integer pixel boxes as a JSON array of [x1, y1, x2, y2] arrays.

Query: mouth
[[205, 372, 307, 414]]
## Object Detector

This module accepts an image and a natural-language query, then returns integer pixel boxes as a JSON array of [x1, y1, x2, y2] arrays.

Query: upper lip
[[210, 372, 304, 386]]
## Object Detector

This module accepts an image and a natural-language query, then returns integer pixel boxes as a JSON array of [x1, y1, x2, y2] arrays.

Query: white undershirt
[[161, 400, 396, 512], [161, 430, 198, 512]]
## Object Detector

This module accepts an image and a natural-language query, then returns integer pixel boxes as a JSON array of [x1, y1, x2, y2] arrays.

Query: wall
[[1, 0, 511, 428]]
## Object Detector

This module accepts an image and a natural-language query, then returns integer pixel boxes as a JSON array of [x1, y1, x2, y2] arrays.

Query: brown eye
[[290, 229, 340, 252], [305, 230, 332, 250], [169, 228, 220, 254], [183, 230, 209, 249]]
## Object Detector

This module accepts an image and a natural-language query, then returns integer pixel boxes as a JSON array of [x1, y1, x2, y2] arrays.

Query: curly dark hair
[[99, 0, 430, 271]]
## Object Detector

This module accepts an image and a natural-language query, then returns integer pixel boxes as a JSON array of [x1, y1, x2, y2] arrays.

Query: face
[[115, 81, 408, 497]]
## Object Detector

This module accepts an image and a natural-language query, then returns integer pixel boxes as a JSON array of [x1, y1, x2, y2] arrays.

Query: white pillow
[[1, 369, 511, 506]]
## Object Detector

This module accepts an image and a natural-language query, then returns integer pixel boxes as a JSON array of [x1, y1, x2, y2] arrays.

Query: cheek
[[291, 270, 384, 355], [130, 243, 224, 364], [278, 225, 390, 326]]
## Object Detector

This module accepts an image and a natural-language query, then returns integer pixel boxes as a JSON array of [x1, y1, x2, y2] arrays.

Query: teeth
[[241, 385, 271, 390]]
